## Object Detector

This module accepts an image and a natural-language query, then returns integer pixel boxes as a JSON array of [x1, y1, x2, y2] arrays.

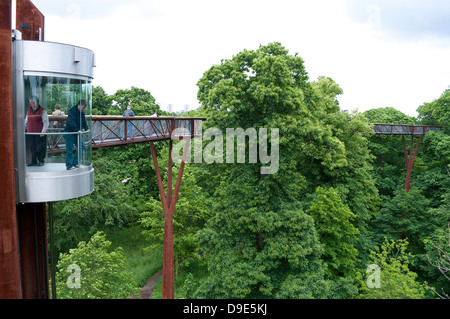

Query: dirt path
[[131, 269, 162, 299]]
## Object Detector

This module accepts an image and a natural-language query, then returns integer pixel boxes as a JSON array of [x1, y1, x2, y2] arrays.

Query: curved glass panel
[[23, 75, 92, 172]]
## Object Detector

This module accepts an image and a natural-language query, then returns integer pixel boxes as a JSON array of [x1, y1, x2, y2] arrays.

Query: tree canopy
[[50, 42, 450, 300]]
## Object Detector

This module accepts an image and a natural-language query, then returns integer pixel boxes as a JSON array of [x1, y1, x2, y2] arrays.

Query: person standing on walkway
[[123, 105, 135, 139], [64, 99, 88, 170], [25, 95, 49, 166], [51, 104, 65, 128], [51, 104, 65, 146]]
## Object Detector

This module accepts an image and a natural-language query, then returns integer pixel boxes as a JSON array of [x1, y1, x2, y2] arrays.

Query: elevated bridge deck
[[47, 116, 205, 153], [371, 123, 441, 136], [45, 117, 441, 154]]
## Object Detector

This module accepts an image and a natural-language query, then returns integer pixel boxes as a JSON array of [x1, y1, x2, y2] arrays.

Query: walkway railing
[[371, 123, 441, 136], [44, 119, 441, 153], [47, 116, 206, 153]]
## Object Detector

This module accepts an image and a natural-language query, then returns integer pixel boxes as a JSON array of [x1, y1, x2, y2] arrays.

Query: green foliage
[[307, 187, 359, 280], [94, 143, 162, 204], [357, 238, 427, 299], [92, 86, 112, 115], [55, 231, 138, 299], [192, 42, 379, 298], [53, 154, 137, 253], [414, 130, 450, 207], [107, 226, 163, 287], [49, 43, 450, 300], [424, 223, 450, 298], [372, 188, 433, 254], [92, 85, 170, 116], [196, 203, 327, 298], [417, 88, 450, 132], [364, 107, 416, 125], [109, 86, 163, 116], [197, 42, 309, 130], [364, 107, 417, 197]]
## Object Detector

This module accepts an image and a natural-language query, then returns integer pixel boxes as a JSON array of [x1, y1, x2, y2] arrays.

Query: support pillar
[[0, 0, 22, 299], [402, 135, 422, 193], [16, 203, 49, 299], [150, 135, 190, 299], [401, 135, 422, 240]]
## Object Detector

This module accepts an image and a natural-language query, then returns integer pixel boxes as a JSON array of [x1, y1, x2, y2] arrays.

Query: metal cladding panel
[[21, 40, 95, 78], [23, 166, 94, 203]]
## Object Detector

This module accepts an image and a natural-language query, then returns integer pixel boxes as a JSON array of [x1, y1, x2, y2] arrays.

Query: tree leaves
[[55, 231, 138, 299]]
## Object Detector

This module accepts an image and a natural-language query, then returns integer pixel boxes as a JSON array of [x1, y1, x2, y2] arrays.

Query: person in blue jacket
[[64, 99, 88, 170], [123, 105, 135, 139]]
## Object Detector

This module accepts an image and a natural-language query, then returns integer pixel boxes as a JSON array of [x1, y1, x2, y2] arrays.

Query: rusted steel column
[[0, 0, 22, 299], [162, 211, 175, 299], [150, 142, 172, 298], [150, 139, 190, 299], [402, 135, 422, 193]]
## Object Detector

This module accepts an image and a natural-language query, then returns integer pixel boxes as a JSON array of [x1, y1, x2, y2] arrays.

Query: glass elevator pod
[[12, 32, 95, 203]]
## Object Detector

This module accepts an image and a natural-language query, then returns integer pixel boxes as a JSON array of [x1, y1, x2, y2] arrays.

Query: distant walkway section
[[371, 123, 441, 136]]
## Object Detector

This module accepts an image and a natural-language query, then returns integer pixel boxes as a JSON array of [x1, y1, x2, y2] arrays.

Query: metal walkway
[[46, 118, 441, 154], [47, 116, 206, 153], [371, 123, 441, 136]]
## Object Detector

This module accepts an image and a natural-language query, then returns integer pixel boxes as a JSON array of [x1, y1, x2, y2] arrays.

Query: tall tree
[[414, 89, 450, 207], [357, 238, 427, 299], [417, 88, 450, 132], [306, 186, 359, 280], [307, 78, 379, 263], [371, 187, 434, 254], [195, 42, 330, 298], [92, 86, 112, 115], [424, 221, 450, 298], [194, 42, 377, 298], [55, 231, 138, 299], [109, 86, 163, 115]]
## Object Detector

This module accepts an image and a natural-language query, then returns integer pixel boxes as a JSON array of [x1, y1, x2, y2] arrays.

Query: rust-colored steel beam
[[402, 135, 422, 193], [371, 123, 440, 193], [150, 126, 191, 299], [0, 0, 21, 299]]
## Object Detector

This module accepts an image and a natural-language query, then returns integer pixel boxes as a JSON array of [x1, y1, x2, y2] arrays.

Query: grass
[[106, 225, 163, 287], [105, 225, 209, 297]]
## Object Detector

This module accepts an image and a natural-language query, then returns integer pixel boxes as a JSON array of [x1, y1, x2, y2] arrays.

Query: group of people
[[25, 96, 88, 170]]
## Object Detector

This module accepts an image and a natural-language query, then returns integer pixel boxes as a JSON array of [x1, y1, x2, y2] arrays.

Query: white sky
[[29, 0, 450, 115]]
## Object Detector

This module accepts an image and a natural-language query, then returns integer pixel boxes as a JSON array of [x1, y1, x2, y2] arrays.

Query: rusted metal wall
[[0, 0, 22, 299], [16, 0, 44, 41], [1, 0, 47, 299]]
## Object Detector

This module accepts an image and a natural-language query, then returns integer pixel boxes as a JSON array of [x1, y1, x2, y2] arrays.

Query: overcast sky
[[29, 0, 450, 115]]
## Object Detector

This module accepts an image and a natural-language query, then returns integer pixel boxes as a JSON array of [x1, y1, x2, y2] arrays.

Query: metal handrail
[[41, 116, 205, 152]]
